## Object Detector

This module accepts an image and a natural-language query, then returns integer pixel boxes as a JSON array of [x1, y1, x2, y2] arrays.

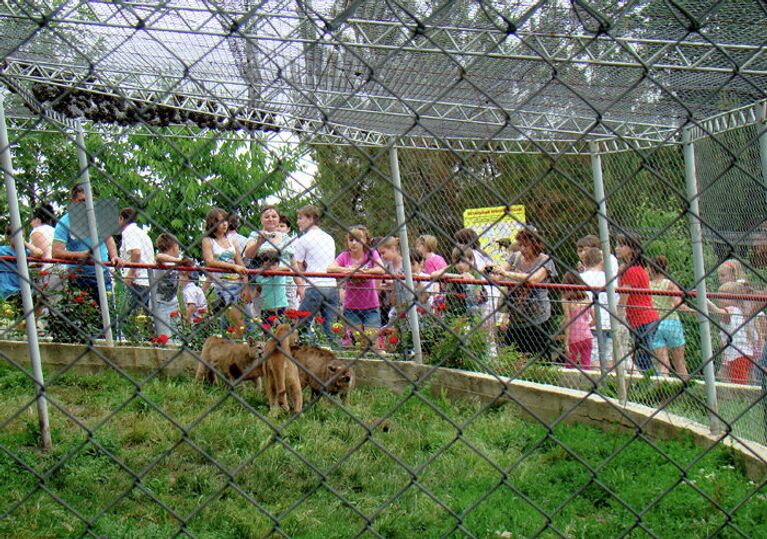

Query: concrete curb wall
[[2, 340, 765, 479]]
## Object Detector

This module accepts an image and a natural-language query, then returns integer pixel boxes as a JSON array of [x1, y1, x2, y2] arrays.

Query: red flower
[[39, 271, 49, 277], [267, 315, 280, 323], [170, 311, 179, 318], [331, 326, 342, 333], [73, 296, 85, 304], [436, 302, 447, 311], [416, 307, 426, 314], [76, 267, 84, 273], [157, 334, 169, 345], [285, 310, 299, 320], [226, 327, 236, 333], [398, 311, 407, 319], [198, 308, 206, 314], [388, 335, 399, 345], [193, 317, 203, 324], [67, 273, 76, 280], [261, 323, 271, 331], [315, 316, 325, 324], [89, 301, 97, 307], [455, 293, 466, 300], [298, 311, 311, 318]]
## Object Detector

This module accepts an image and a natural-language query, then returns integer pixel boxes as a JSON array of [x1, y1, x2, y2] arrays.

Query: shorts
[[342, 307, 381, 328], [212, 282, 243, 309], [652, 319, 685, 349]]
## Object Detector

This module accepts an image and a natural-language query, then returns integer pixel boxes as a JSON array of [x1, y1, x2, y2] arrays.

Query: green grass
[[0, 365, 765, 538]]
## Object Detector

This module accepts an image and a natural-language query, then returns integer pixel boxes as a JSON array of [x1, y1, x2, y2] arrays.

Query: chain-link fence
[[1, 0, 766, 536]]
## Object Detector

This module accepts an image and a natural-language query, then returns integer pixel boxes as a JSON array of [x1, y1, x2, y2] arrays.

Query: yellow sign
[[463, 205, 526, 264]]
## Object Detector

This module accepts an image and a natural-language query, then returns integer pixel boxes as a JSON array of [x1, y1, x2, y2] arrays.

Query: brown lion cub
[[262, 323, 303, 413], [196, 336, 265, 386], [291, 345, 355, 402]]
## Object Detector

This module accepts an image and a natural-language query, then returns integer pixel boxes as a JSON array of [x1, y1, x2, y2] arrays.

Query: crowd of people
[[1, 184, 766, 386]]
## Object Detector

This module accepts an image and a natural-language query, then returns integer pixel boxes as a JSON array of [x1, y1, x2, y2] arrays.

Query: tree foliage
[[6, 127, 298, 257]]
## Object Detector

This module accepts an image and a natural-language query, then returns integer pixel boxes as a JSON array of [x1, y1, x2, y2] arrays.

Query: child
[[326, 225, 384, 341], [560, 271, 594, 370], [709, 281, 756, 384], [154, 233, 191, 339], [181, 269, 207, 324], [648, 256, 689, 379], [252, 249, 289, 319], [409, 251, 435, 310], [436, 245, 485, 319], [0, 224, 43, 307], [579, 247, 612, 368], [378, 237, 404, 324]]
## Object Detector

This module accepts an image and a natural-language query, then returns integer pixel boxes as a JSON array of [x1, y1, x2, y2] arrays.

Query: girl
[[560, 271, 594, 370], [416, 234, 447, 275], [615, 233, 659, 373], [436, 245, 485, 319], [717, 258, 747, 286], [327, 226, 385, 342], [708, 281, 756, 384], [648, 256, 689, 380], [201, 208, 248, 332]]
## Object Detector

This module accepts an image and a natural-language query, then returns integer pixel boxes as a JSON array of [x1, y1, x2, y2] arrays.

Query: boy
[[181, 270, 207, 324], [1, 225, 43, 308], [253, 250, 289, 319]]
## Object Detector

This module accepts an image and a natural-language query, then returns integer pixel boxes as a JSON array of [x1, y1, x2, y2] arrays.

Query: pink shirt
[[335, 250, 383, 310], [567, 304, 592, 344], [423, 254, 447, 274]]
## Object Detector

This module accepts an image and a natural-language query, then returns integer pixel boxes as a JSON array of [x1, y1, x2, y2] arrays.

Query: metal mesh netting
[[0, 0, 766, 537]]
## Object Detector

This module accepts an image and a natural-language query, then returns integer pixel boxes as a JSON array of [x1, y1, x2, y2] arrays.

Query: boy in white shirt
[[292, 204, 338, 340], [118, 208, 155, 338]]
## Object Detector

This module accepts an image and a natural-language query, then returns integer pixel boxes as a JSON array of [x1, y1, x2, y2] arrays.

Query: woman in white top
[[202, 208, 248, 333]]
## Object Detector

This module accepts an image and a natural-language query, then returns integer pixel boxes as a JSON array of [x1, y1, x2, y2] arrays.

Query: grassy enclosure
[[1, 365, 765, 538]]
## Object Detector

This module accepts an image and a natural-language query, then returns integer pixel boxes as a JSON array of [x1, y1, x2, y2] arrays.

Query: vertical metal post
[[683, 126, 720, 434], [757, 102, 767, 204], [590, 141, 627, 404], [75, 121, 114, 345], [390, 146, 422, 363], [0, 99, 52, 450]]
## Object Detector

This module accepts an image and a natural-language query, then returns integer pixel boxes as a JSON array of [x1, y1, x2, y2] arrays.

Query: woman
[[29, 204, 57, 314], [201, 208, 248, 332], [493, 227, 557, 357], [615, 233, 659, 373], [243, 206, 295, 320]]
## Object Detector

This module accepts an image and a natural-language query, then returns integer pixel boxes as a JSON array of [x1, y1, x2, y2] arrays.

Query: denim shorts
[[343, 307, 381, 328], [652, 319, 685, 349], [213, 282, 243, 308]]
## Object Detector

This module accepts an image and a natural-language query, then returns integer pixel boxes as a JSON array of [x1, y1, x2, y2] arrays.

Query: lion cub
[[195, 336, 265, 386], [291, 345, 355, 402], [262, 323, 303, 413]]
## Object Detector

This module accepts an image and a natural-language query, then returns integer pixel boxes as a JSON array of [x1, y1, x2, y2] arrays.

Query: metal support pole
[[683, 127, 720, 434], [0, 99, 52, 450], [757, 102, 767, 206], [390, 146, 422, 364], [590, 141, 627, 404], [75, 121, 114, 345]]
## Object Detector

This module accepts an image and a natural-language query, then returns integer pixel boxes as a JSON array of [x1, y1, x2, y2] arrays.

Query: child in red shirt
[[616, 234, 659, 372]]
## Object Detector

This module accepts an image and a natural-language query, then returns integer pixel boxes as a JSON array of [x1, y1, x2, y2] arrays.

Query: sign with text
[[463, 205, 526, 264]]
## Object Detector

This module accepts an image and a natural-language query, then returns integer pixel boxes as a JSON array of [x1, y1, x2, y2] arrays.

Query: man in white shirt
[[292, 204, 338, 339], [118, 208, 156, 337]]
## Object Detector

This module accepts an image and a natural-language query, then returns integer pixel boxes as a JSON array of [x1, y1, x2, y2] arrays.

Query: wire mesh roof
[[1, 0, 766, 150]]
